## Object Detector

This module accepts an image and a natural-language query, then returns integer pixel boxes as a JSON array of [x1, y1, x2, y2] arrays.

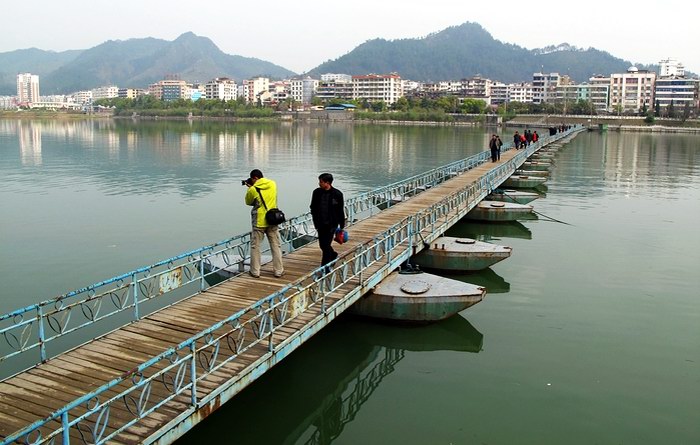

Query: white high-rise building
[[508, 83, 533, 103], [205, 78, 237, 101], [290, 77, 318, 105], [17, 73, 40, 105], [352, 73, 403, 105], [72, 90, 93, 104], [91, 86, 119, 100], [609, 67, 656, 113], [532, 73, 560, 104], [243, 77, 270, 104], [321, 73, 352, 83], [659, 58, 685, 78]]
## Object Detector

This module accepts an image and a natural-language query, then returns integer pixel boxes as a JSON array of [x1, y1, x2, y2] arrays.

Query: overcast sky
[[4, 0, 697, 76]]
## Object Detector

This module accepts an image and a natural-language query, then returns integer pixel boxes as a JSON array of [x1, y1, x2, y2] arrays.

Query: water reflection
[[178, 315, 483, 445], [0, 119, 488, 201], [447, 220, 533, 240], [550, 131, 700, 197], [451, 268, 511, 294]]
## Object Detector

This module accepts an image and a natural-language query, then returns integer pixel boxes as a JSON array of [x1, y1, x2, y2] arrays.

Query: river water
[[0, 120, 698, 444]]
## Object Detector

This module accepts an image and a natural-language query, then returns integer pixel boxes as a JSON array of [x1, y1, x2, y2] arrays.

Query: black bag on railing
[[255, 187, 286, 225]]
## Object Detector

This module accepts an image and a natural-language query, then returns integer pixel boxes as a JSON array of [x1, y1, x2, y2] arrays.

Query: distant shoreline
[[2, 111, 699, 133]]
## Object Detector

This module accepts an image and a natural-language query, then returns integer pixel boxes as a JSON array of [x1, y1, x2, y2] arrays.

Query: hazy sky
[[4, 0, 698, 76]]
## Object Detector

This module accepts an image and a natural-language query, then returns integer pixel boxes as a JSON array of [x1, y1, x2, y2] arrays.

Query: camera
[[241, 178, 253, 186]]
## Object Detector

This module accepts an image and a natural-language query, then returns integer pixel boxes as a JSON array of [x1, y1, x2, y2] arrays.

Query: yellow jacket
[[244, 178, 278, 228]]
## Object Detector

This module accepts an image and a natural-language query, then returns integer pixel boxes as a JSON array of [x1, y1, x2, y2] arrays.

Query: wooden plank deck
[[0, 147, 525, 444]]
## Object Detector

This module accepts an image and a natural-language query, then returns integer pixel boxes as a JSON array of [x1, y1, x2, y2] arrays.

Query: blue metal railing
[[0, 127, 582, 445]]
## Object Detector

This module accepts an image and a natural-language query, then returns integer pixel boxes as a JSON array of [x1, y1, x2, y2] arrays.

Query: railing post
[[190, 342, 198, 407], [62, 411, 70, 445], [37, 306, 46, 363], [132, 274, 140, 321], [199, 257, 205, 292], [268, 300, 275, 352]]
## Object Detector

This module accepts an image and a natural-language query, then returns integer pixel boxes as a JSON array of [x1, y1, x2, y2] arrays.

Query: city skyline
[[3, 0, 698, 75]]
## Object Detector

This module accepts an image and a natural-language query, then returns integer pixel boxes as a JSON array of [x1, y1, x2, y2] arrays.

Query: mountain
[[308, 22, 644, 83], [0, 32, 296, 95], [0, 48, 83, 95]]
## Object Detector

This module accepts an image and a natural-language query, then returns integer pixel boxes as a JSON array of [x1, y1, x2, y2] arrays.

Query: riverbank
[[4, 110, 700, 132], [0, 110, 112, 119]]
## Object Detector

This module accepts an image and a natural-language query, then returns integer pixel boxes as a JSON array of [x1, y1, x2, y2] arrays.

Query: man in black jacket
[[310, 173, 345, 268]]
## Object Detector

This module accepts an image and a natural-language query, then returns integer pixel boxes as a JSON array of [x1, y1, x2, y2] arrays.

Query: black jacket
[[310, 187, 345, 230]]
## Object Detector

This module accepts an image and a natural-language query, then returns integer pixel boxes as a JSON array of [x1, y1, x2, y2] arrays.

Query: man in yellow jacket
[[244, 169, 284, 278]]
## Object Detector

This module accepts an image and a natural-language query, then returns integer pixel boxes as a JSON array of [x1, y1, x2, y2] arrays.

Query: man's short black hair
[[250, 169, 264, 179], [318, 173, 333, 184]]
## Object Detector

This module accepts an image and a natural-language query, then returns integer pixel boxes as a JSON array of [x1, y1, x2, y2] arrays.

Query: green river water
[[0, 120, 698, 444]]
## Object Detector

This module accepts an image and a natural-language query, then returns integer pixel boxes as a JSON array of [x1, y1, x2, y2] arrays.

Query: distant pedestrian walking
[[496, 135, 503, 160], [243, 169, 284, 278], [310, 173, 345, 269], [489, 134, 499, 162], [513, 131, 521, 149]]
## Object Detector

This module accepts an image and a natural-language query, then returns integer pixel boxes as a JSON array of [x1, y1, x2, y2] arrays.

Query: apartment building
[[17, 73, 40, 105], [460, 76, 492, 99], [654, 77, 699, 115], [654, 58, 698, 115], [587, 76, 612, 112], [71, 90, 93, 104], [204, 78, 237, 101], [532, 73, 560, 104], [508, 83, 533, 103], [118, 88, 144, 99], [0, 96, 16, 109], [316, 78, 354, 101], [609, 67, 656, 113], [243, 77, 270, 104], [659, 58, 685, 78], [351, 74, 403, 104], [91, 86, 119, 100], [290, 77, 318, 104], [321, 73, 352, 83], [490, 83, 509, 105], [148, 79, 191, 101], [402, 80, 422, 94]]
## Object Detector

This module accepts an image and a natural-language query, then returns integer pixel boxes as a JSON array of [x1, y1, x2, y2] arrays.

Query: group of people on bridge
[[489, 128, 540, 162], [513, 129, 539, 149]]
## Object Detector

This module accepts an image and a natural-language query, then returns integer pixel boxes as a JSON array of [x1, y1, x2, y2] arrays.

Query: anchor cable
[[498, 189, 574, 226]]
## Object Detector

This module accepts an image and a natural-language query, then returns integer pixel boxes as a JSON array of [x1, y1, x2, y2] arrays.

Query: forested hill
[[0, 33, 296, 95], [309, 22, 648, 83]]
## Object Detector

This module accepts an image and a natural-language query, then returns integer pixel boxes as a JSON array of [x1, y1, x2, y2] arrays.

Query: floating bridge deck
[[0, 129, 582, 444]]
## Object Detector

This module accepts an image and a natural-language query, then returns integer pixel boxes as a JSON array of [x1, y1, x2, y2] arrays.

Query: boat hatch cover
[[490, 202, 506, 207], [400, 280, 431, 294], [455, 238, 477, 244]]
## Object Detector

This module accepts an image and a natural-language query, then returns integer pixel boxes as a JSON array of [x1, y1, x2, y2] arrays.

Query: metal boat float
[[502, 175, 548, 189], [466, 200, 534, 221], [350, 269, 486, 322], [521, 161, 552, 171], [412, 236, 512, 271], [486, 188, 540, 204], [514, 169, 548, 177]]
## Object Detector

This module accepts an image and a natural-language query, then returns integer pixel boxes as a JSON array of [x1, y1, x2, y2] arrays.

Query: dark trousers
[[490, 148, 498, 162], [317, 224, 337, 266]]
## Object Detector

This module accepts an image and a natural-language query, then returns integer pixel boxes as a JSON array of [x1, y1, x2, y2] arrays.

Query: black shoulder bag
[[255, 187, 286, 225]]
